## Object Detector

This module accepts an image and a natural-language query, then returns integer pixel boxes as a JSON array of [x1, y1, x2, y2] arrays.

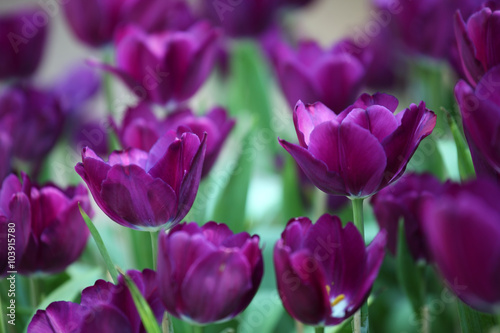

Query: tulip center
[[326, 285, 348, 318]]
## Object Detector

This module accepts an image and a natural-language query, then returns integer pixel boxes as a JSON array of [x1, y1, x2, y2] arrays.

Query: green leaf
[[444, 108, 475, 181], [457, 301, 496, 333], [122, 273, 162, 333], [79, 203, 118, 284], [396, 219, 425, 314]]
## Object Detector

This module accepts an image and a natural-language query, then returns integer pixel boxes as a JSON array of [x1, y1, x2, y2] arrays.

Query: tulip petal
[[487, 11, 500, 69], [180, 251, 252, 323], [28, 301, 87, 333], [279, 61, 321, 112], [274, 245, 330, 326], [279, 139, 347, 195], [338, 122, 387, 197], [281, 217, 313, 252], [201, 222, 234, 246], [308, 121, 341, 174], [80, 304, 134, 333], [109, 148, 149, 168], [342, 105, 399, 141], [352, 93, 399, 112], [101, 164, 177, 228], [294, 101, 337, 147]]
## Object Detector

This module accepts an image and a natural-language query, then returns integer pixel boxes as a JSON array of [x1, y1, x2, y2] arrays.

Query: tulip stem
[[0, 292, 6, 333], [102, 47, 115, 116], [351, 198, 368, 333], [421, 305, 430, 333], [314, 326, 325, 333], [29, 276, 39, 308], [150, 231, 158, 270]]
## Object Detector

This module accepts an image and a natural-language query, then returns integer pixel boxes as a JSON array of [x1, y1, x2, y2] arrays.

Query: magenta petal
[[352, 93, 399, 112], [274, 245, 330, 326], [279, 139, 347, 195], [339, 122, 387, 197], [180, 251, 253, 323], [281, 217, 313, 252], [101, 164, 177, 228], [308, 121, 341, 174], [279, 61, 320, 111], [294, 101, 337, 147], [108, 148, 149, 168], [28, 301, 87, 333], [201, 222, 234, 246], [80, 304, 133, 333], [487, 11, 500, 71], [455, 11, 485, 86]]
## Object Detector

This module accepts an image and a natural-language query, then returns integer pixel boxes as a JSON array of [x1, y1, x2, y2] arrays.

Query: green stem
[[314, 326, 325, 333], [0, 293, 6, 333], [79, 204, 118, 284], [150, 231, 158, 270], [421, 305, 430, 333], [192, 325, 203, 333], [29, 277, 39, 308], [457, 300, 496, 333], [351, 198, 368, 333], [313, 187, 328, 221]]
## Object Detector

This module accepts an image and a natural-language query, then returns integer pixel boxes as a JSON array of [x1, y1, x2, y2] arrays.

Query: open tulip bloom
[[279, 93, 437, 198], [76, 130, 206, 230], [274, 214, 387, 326]]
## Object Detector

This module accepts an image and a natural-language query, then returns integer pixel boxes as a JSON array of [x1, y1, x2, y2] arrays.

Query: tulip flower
[[0, 8, 47, 80], [371, 173, 443, 262], [455, 3, 500, 86], [422, 179, 500, 313], [274, 214, 386, 326], [157, 222, 263, 324], [0, 85, 64, 166], [62, 0, 195, 48], [28, 269, 165, 332], [0, 132, 12, 182], [97, 22, 220, 105], [0, 173, 92, 275], [269, 38, 367, 112], [279, 93, 437, 198], [454, 66, 500, 180], [75, 131, 207, 230], [119, 103, 235, 177]]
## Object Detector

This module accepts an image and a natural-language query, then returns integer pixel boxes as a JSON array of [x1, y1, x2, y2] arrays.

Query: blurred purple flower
[[0, 132, 12, 182], [0, 8, 47, 80], [455, 3, 500, 87], [62, 0, 195, 48], [279, 93, 436, 197], [0, 173, 92, 275], [28, 269, 165, 332], [274, 214, 386, 326], [0, 85, 64, 167], [269, 38, 367, 112], [97, 22, 220, 106], [422, 179, 500, 313], [371, 173, 443, 262], [157, 222, 263, 324], [119, 103, 235, 177], [454, 66, 500, 180], [75, 131, 207, 230]]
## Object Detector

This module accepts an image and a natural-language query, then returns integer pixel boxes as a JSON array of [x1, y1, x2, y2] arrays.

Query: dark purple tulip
[[75, 131, 207, 230], [274, 214, 386, 326], [371, 173, 443, 262], [422, 179, 500, 313], [62, 0, 195, 48], [269, 38, 367, 112], [28, 269, 165, 333], [157, 222, 263, 324], [0, 8, 47, 80], [455, 4, 500, 87], [279, 93, 437, 197], [0, 173, 92, 275], [98, 22, 220, 105], [0, 84, 64, 166], [0, 132, 12, 182], [201, 0, 279, 37], [454, 66, 500, 180], [119, 103, 235, 177]]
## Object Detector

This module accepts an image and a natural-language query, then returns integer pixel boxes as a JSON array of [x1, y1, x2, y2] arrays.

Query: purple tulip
[[370, 173, 443, 262], [201, 0, 280, 37], [279, 93, 437, 197], [97, 22, 220, 106], [157, 222, 263, 324], [0, 132, 12, 182], [269, 38, 367, 112], [0, 8, 47, 80], [0, 84, 64, 170], [62, 0, 195, 48], [28, 269, 165, 332], [422, 179, 500, 313], [75, 131, 207, 230], [0, 173, 92, 275], [274, 214, 386, 326], [455, 3, 500, 87], [454, 66, 500, 180], [119, 103, 235, 177]]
